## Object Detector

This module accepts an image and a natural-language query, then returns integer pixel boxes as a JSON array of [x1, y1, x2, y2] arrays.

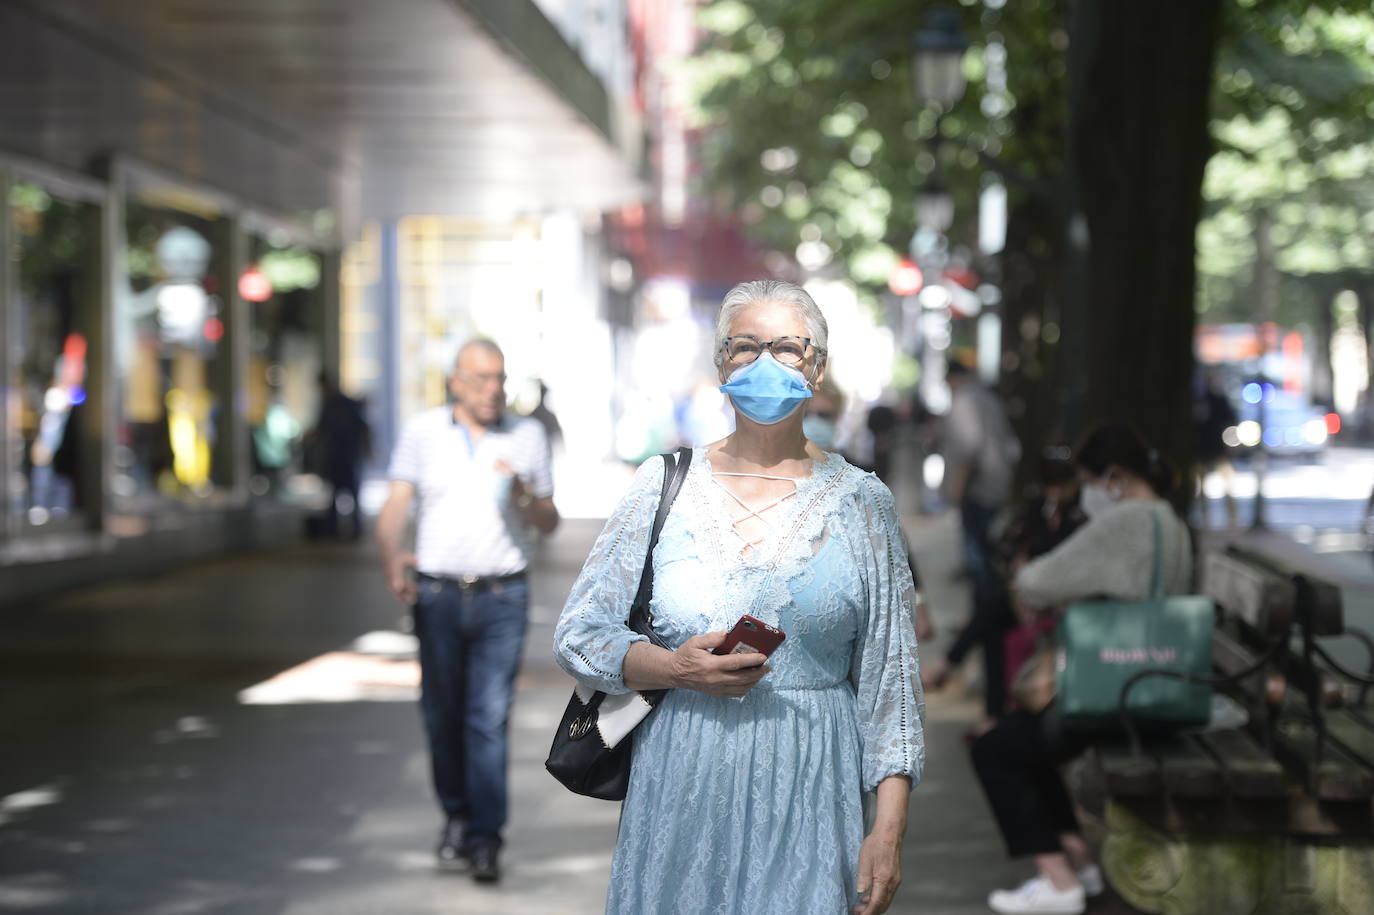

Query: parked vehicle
[[1224, 384, 1332, 459]]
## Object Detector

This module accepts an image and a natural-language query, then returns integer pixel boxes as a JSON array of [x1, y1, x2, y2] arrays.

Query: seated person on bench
[[971, 425, 1193, 915]]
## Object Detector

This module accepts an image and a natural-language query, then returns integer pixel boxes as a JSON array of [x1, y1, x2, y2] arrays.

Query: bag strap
[[627, 447, 693, 648], [1150, 509, 1164, 600]]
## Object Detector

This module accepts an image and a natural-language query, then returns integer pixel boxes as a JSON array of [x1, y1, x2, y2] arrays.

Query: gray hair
[[454, 337, 503, 368], [713, 280, 828, 374]]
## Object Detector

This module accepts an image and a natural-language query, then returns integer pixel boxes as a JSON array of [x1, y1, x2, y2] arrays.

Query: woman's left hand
[[852, 829, 902, 914]]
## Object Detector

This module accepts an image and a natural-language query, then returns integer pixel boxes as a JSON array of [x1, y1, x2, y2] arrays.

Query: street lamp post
[[909, 4, 969, 241], [909, 5, 968, 235], [910, 7, 969, 112], [915, 171, 955, 235], [905, 7, 970, 511]]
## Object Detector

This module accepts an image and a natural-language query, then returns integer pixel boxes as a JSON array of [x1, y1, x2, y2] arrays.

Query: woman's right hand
[[670, 631, 771, 698]]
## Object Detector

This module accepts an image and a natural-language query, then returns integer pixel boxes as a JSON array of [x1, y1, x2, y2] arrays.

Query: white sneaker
[[988, 875, 1086, 915], [1076, 865, 1105, 897]]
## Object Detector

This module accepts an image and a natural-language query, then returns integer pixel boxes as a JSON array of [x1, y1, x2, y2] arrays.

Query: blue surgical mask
[[803, 415, 838, 451], [719, 353, 813, 425]]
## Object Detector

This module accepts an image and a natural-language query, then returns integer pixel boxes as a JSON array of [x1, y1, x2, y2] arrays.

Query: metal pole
[[0, 165, 14, 541], [1251, 367, 1270, 531], [1250, 210, 1277, 532], [99, 161, 126, 529], [379, 221, 402, 461]]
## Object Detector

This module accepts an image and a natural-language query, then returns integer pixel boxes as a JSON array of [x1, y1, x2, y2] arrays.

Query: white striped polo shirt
[[388, 407, 554, 578]]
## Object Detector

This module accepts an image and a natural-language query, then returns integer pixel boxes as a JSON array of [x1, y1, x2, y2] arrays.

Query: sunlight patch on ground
[[0, 784, 62, 826], [0, 872, 71, 908], [521, 853, 614, 877], [238, 631, 420, 705]]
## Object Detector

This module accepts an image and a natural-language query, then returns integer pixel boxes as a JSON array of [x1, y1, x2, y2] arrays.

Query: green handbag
[[1056, 512, 1214, 732]]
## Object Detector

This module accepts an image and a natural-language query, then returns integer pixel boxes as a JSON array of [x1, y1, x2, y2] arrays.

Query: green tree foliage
[[689, 0, 1066, 294], [693, 0, 1374, 328], [692, 0, 1374, 473], [1198, 3, 1374, 326]]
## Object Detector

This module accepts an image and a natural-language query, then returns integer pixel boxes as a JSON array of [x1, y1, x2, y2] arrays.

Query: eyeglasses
[[721, 335, 822, 367], [458, 371, 507, 387]]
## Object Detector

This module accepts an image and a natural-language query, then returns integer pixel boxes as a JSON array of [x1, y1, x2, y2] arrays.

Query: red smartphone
[[713, 615, 786, 657]]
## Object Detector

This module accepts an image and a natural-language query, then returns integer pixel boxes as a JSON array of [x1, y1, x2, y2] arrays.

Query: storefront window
[[242, 236, 324, 496], [113, 200, 230, 509], [6, 180, 98, 529]]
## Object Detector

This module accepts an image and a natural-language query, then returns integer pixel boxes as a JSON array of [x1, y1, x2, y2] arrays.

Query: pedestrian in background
[[310, 372, 371, 540], [375, 339, 558, 883], [865, 402, 898, 484], [930, 359, 1019, 723], [528, 380, 564, 451], [996, 450, 1088, 713], [1192, 369, 1238, 529], [556, 280, 923, 915]]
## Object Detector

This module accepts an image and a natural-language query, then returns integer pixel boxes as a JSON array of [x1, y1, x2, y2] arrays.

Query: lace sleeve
[[553, 456, 666, 694], [851, 476, 926, 791]]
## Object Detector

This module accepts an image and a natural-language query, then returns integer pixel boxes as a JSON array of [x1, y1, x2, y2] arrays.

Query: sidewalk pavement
[[0, 483, 1126, 915]]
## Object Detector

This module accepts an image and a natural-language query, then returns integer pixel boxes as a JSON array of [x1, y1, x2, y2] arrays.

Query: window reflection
[[7, 181, 97, 528], [114, 203, 228, 507], [244, 237, 323, 497]]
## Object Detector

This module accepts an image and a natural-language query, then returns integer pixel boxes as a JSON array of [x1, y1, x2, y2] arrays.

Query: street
[[1197, 446, 1371, 549], [0, 505, 1043, 915]]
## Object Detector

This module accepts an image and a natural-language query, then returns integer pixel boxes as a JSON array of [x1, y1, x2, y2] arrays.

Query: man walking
[[375, 339, 558, 882]]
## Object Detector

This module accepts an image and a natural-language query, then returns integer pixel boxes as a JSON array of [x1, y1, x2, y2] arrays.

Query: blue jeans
[[959, 498, 1000, 613], [412, 576, 529, 844]]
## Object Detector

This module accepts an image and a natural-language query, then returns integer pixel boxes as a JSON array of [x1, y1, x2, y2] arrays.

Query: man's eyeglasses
[[721, 335, 822, 368], [458, 372, 507, 386]]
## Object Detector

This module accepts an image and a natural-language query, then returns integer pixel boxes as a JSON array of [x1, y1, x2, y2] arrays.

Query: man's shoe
[[435, 821, 467, 870], [988, 875, 1085, 915], [469, 840, 501, 884], [1076, 865, 1105, 897]]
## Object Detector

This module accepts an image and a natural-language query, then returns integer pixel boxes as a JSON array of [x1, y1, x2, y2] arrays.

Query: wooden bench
[[1084, 541, 1374, 915]]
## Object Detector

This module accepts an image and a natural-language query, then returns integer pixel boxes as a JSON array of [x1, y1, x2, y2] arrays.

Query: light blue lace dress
[[554, 449, 925, 915]]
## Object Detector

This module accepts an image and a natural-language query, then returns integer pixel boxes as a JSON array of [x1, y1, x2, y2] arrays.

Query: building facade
[[0, 0, 641, 604]]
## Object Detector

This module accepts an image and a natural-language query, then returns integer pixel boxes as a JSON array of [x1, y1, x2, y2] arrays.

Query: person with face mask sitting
[[969, 425, 1193, 915]]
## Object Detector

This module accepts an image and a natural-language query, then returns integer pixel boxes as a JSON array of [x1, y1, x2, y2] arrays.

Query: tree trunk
[[999, 192, 1065, 486], [1357, 278, 1374, 439], [1252, 210, 1278, 329], [1066, 0, 1222, 509], [1309, 280, 1335, 410], [997, 0, 1071, 491]]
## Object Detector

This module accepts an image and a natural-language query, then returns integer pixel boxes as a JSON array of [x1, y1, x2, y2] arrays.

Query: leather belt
[[417, 570, 527, 592]]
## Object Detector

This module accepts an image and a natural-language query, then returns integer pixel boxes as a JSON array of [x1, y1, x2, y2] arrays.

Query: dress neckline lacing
[[709, 470, 801, 556], [696, 449, 844, 563]]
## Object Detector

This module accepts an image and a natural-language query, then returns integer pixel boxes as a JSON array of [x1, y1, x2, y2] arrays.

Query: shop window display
[[6, 181, 97, 528], [114, 203, 229, 507], [243, 237, 324, 496]]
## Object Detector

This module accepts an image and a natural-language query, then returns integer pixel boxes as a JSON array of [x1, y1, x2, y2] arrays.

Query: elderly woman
[[555, 280, 925, 915]]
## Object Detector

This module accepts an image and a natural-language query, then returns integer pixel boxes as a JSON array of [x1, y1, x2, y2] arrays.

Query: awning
[[4, 0, 643, 221]]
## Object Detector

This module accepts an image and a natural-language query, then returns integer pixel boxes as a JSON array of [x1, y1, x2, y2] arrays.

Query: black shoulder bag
[[545, 446, 693, 800]]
